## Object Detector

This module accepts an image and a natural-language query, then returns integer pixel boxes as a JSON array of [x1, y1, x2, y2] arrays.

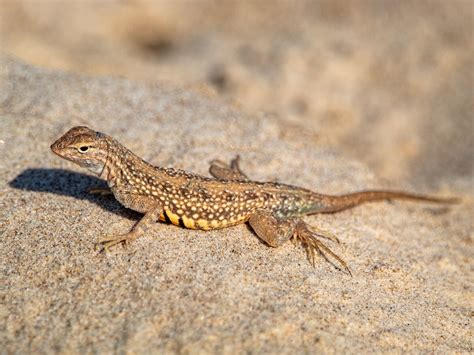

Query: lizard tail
[[316, 190, 459, 213]]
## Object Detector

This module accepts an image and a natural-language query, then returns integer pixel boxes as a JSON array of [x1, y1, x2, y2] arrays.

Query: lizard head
[[51, 126, 109, 176]]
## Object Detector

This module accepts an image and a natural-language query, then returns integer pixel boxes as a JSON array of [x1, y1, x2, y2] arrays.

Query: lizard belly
[[159, 207, 247, 230], [159, 208, 198, 229]]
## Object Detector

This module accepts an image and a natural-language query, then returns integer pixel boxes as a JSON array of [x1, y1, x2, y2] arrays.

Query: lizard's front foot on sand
[[97, 210, 161, 252], [97, 231, 139, 252], [88, 187, 113, 196]]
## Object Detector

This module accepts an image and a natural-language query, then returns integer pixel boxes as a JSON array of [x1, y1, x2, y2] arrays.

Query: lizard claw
[[295, 221, 352, 276], [97, 232, 138, 252], [307, 225, 340, 243], [88, 187, 113, 196]]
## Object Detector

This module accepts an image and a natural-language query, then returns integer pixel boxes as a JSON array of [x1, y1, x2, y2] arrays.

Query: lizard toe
[[295, 221, 352, 276], [97, 232, 138, 252]]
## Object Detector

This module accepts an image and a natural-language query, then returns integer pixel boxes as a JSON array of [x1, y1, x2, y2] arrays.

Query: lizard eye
[[78, 146, 89, 153]]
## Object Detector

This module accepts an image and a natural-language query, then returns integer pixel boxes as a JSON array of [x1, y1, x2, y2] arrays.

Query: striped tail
[[317, 190, 459, 213]]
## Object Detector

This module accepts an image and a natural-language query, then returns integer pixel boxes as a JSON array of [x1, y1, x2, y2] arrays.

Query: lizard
[[50, 126, 458, 274]]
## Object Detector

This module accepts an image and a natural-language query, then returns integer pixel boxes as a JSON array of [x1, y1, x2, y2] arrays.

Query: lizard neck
[[98, 137, 168, 188], [99, 138, 134, 186]]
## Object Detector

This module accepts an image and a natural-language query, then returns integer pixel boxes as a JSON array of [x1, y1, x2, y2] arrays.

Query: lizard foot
[[96, 210, 161, 253], [209, 155, 249, 181], [97, 231, 139, 252], [209, 155, 241, 169], [88, 187, 113, 196], [294, 221, 351, 276]]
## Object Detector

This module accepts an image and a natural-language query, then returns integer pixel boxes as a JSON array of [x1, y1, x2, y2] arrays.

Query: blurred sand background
[[0, 0, 473, 353]]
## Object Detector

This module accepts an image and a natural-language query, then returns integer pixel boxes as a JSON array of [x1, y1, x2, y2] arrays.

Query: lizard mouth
[[50, 142, 63, 157], [50, 141, 72, 161], [50, 139, 71, 159]]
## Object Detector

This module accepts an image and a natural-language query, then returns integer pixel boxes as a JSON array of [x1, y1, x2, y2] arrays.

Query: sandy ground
[[0, 0, 473, 353], [0, 55, 472, 353]]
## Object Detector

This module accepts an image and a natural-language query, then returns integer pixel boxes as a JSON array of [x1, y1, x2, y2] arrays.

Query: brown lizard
[[50, 126, 457, 274]]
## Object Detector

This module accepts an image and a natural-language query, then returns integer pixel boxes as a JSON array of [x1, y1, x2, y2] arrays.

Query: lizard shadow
[[8, 168, 140, 220]]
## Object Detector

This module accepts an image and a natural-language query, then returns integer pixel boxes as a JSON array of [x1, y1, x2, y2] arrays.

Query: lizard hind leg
[[248, 211, 351, 275], [294, 220, 352, 275], [209, 155, 249, 181], [248, 210, 296, 247]]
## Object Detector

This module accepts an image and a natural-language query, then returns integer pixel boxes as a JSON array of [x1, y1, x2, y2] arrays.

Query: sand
[[0, 54, 472, 353], [0, 2, 473, 352]]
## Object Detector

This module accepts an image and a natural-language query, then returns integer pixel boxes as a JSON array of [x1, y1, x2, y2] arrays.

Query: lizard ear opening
[[78, 146, 89, 153]]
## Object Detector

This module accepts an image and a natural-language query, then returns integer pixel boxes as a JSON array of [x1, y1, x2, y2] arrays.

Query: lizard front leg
[[248, 210, 351, 275], [98, 206, 162, 252], [209, 155, 249, 181]]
